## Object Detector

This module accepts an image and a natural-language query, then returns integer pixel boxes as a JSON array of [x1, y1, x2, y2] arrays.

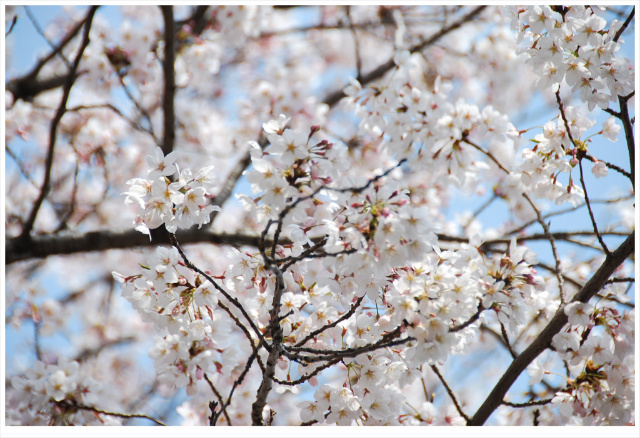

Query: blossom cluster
[[504, 5, 634, 109], [7, 358, 111, 425], [123, 147, 220, 236], [6, 4, 633, 427], [547, 296, 635, 425], [343, 57, 519, 190], [113, 246, 232, 396], [114, 117, 554, 425]]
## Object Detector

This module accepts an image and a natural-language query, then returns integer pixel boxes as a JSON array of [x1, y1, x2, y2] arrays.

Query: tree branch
[[323, 5, 487, 107], [430, 364, 469, 422], [6, 229, 264, 264], [618, 92, 635, 190], [6, 8, 95, 102], [467, 231, 634, 425], [57, 400, 166, 426], [556, 89, 610, 256], [203, 373, 232, 425], [20, 6, 98, 239], [612, 6, 635, 43], [160, 6, 176, 156]]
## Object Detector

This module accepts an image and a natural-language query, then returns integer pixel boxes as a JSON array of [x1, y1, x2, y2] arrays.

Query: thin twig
[[58, 400, 167, 426], [21, 6, 98, 238], [114, 70, 158, 141], [295, 295, 365, 347], [7, 9, 95, 101], [450, 300, 484, 332], [617, 91, 635, 189], [170, 234, 268, 347], [207, 150, 252, 226], [463, 136, 566, 303], [273, 358, 341, 386], [24, 6, 71, 68], [555, 90, 610, 256], [522, 192, 565, 304], [212, 349, 258, 426], [346, 6, 362, 81], [203, 373, 232, 425], [463, 194, 497, 231], [499, 321, 517, 360], [581, 153, 632, 181], [506, 196, 632, 236], [323, 5, 487, 106], [5, 14, 17, 37], [577, 157, 610, 255], [5, 145, 40, 189], [430, 364, 469, 422], [217, 301, 266, 374]]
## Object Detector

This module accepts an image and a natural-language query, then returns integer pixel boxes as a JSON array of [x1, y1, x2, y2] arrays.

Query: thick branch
[[7, 227, 628, 265], [5, 229, 265, 264], [160, 6, 176, 156], [467, 232, 634, 425], [618, 92, 635, 189]]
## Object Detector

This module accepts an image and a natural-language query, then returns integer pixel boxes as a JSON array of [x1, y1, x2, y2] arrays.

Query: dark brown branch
[[612, 6, 635, 43], [467, 231, 634, 425], [6, 9, 95, 102], [284, 327, 413, 364], [5, 14, 17, 36], [6, 229, 265, 264], [160, 6, 176, 156], [20, 6, 98, 238], [251, 262, 286, 425], [499, 321, 517, 360], [618, 92, 635, 189], [74, 336, 136, 362], [295, 295, 365, 347], [208, 150, 253, 225], [502, 398, 553, 408], [450, 301, 484, 332], [7, 227, 628, 266], [57, 400, 166, 426], [536, 262, 635, 308]]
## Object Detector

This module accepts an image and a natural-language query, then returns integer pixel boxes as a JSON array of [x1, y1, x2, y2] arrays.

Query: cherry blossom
[[5, 4, 634, 429]]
